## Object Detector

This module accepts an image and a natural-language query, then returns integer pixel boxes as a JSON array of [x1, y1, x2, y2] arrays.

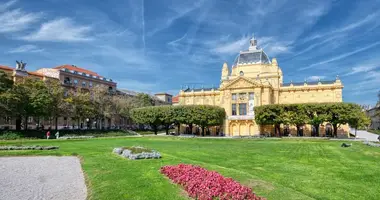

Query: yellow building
[[178, 37, 347, 137]]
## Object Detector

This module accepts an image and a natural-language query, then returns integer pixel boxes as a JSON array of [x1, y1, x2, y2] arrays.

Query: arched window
[[239, 71, 244, 76]]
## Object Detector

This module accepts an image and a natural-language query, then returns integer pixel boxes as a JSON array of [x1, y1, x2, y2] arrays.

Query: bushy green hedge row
[[130, 105, 226, 135], [254, 102, 370, 137]]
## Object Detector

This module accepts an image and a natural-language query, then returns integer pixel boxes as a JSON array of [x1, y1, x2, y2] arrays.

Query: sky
[[0, 0, 379, 106]]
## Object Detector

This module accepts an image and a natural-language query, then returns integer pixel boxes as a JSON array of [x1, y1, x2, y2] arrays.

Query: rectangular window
[[239, 103, 247, 115], [28, 117, 33, 123], [232, 104, 237, 115], [82, 81, 86, 87], [73, 79, 78, 85], [232, 93, 237, 100], [249, 92, 254, 100], [89, 82, 93, 87]]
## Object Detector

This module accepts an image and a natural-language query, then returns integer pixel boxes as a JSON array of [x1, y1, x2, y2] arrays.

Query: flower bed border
[[0, 145, 59, 150], [161, 164, 265, 200]]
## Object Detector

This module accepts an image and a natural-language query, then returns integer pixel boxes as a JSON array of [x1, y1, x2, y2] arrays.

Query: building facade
[[178, 37, 348, 137], [367, 105, 380, 130], [36, 64, 117, 94], [0, 62, 117, 130]]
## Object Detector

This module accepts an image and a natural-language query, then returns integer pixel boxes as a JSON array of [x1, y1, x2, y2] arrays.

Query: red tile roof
[[28, 71, 44, 77], [172, 95, 179, 103], [53, 65, 103, 78], [0, 65, 14, 71]]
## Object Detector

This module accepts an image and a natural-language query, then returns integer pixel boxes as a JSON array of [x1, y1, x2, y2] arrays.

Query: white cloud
[[344, 65, 379, 76], [307, 76, 326, 81], [300, 41, 380, 70], [8, 44, 44, 53], [22, 18, 93, 42], [212, 36, 250, 55], [0, 8, 41, 33], [116, 79, 156, 93], [0, 0, 17, 12], [305, 11, 380, 42]]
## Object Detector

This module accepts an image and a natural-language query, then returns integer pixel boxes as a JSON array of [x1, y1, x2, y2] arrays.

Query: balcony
[[228, 115, 255, 120]]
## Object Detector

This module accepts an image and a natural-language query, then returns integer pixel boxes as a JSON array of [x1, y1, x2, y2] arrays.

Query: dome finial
[[249, 34, 258, 51]]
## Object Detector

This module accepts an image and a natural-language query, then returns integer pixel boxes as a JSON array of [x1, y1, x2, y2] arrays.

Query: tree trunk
[[16, 117, 21, 131], [189, 124, 193, 135], [55, 117, 58, 131], [296, 125, 300, 136], [333, 123, 338, 138], [275, 124, 281, 137], [24, 116, 28, 131], [177, 123, 180, 135], [165, 124, 169, 135], [153, 124, 157, 135], [315, 124, 320, 137], [77, 119, 80, 130], [201, 126, 205, 136], [355, 127, 357, 138]]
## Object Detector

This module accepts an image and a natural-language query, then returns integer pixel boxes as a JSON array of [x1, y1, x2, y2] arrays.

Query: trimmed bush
[[0, 131, 22, 140], [0, 145, 59, 150], [112, 146, 161, 160], [161, 164, 265, 200]]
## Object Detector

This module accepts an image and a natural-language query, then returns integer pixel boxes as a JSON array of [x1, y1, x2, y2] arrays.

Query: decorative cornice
[[280, 85, 343, 91]]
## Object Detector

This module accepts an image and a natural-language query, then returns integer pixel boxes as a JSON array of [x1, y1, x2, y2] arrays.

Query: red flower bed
[[160, 164, 265, 200]]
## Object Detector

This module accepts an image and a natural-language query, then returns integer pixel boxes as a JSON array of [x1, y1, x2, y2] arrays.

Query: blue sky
[[0, 0, 379, 106]]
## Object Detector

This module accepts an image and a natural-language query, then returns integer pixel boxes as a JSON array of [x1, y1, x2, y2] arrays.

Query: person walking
[[46, 130, 51, 140], [55, 131, 59, 139]]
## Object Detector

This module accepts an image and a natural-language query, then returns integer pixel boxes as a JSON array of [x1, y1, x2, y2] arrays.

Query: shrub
[[112, 146, 161, 160], [0, 145, 59, 150], [160, 164, 265, 200], [0, 131, 22, 140]]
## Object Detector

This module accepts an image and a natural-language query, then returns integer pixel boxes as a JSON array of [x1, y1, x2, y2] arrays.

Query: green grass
[[1, 137, 380, 200], [368, 129, 380, 135]]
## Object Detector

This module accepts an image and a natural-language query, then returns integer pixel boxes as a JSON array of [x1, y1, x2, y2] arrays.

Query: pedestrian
[[46, 130, 51, 140], [55, 131, 59, 139]]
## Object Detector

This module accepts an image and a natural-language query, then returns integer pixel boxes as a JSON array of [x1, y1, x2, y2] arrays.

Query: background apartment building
[[1, 62, 173, 130]]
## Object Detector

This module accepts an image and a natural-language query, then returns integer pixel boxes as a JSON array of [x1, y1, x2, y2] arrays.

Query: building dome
[[232, 36, 271, 67]]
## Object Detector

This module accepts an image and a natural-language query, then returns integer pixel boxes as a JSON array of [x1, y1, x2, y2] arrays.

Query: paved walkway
[[350, 129, 379, 142], [0, 156, 87, 200]]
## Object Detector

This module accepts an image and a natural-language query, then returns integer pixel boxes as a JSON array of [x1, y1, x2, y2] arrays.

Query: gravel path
[[350, 128, 379, 142], [0, 156, 87, 200]]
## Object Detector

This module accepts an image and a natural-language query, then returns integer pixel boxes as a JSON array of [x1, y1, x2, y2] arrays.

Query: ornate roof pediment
[[220, 76, 262, 90]]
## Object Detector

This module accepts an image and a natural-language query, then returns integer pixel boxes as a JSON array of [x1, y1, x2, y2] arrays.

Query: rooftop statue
[[16, 60, 27, 71]]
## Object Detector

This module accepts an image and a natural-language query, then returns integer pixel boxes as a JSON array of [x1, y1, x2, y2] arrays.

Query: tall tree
[[289, 104, 308, 136], [0, 71, 13, 93], [348, 110, 371, 137], [130, 106, 163, 135], [325, 103, 356, 137], [3, 78, 51, 130], [92, 85, 113, 129], [133, 93, 154, 107], [0, 71, 13, 116], [112, 95, 135, 127], [71, 91, 96, 129], [45, 79, 67, 130]]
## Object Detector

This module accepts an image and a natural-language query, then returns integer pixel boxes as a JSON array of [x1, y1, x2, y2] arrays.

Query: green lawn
[[1, 137, 380, 200]]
